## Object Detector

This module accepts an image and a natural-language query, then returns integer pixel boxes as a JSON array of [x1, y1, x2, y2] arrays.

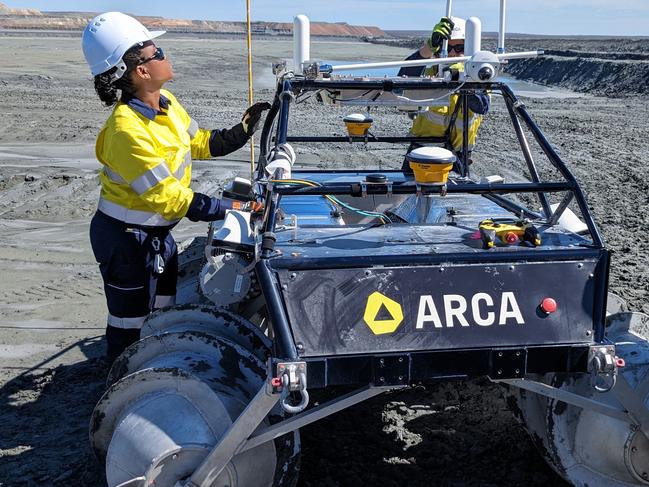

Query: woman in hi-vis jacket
[[81, 12, 269, 362]]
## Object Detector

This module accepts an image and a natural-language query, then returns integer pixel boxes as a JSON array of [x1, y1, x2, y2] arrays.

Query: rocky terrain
[[0, 31, 647, 487]]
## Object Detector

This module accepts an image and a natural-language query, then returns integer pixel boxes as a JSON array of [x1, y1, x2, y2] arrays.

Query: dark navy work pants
[[89, 210, 178, 361]]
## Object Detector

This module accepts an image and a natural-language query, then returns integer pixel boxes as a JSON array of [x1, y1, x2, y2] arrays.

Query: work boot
[[105, 325, 141, 364]]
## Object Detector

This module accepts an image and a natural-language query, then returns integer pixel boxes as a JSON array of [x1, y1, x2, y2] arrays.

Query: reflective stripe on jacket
[[95, 89, 213, 226], [410, 64, 487, 152]]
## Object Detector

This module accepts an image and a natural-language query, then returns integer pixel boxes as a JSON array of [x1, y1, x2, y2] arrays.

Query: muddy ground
[[0, 33, 647, 486]]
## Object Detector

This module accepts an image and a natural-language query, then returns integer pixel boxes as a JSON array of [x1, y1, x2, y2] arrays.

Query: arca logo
[[363, 291, 404, 335], [416, 292, 525, 328], [363, 291, 526, 335]]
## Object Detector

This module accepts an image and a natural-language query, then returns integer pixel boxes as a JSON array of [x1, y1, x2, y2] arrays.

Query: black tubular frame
[[253, 76, 609, 378]]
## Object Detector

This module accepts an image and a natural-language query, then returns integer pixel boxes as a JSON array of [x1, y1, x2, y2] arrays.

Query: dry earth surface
[[0, 33, 647, 486]]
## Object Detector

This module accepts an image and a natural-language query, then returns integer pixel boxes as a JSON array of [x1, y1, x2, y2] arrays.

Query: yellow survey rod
[[246, 0, 255, 179]]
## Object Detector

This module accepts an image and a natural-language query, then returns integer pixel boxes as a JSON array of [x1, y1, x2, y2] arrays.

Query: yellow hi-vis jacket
[[410, 65, 486, 152], [95, 89, 213, 227]]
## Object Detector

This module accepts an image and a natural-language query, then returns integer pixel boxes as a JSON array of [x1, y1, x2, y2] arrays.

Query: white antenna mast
[[498, 0, 507, 53], [440, 0, 453, 58], [293, 14, 310, 74]]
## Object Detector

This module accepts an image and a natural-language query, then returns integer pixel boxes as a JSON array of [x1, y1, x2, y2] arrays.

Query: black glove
[[427, 17, 455, 54], [241, 101, 272, 136], [186, 193, 231, 222]]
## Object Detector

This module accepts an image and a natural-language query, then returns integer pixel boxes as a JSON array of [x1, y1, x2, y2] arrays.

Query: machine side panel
[[278, 260, 599, 357]]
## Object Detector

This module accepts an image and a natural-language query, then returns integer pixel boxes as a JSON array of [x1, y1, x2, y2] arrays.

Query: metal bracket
[[276, 361, 307, 392], [360, 181, 368, 197], [272, 61, 287, 76], [386, 181, 393, 197], [302, 62, 324, 79], [279, 90, 296, 103], [373, 354, 410, 386], [498, 378, 631, 424], [489, 348, 526, 379], [588, 344, 619, 392], [274, 361, 309, 414]]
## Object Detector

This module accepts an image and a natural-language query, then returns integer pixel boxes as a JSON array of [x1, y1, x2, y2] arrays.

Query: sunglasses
[[448, 44, 465, 54], [138, 47, 165, 65]]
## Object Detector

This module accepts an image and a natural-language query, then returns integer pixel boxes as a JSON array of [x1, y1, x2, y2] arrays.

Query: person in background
[[399, 17, 490, 174], [81, 12, 270, 362]]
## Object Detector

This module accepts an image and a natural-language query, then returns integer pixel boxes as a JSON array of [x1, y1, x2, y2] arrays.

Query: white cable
[[393, 81, 467, 104]]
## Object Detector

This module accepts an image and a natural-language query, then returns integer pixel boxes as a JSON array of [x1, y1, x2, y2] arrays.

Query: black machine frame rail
[[253, 77, 609, 385]]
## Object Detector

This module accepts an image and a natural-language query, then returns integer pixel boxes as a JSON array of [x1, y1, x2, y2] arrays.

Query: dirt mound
[[0, 2, 41, 15], [506, 56, 649, 96]]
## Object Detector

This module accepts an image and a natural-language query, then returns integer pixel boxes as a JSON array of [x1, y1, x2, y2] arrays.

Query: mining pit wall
[[506, 53, 649, 97]]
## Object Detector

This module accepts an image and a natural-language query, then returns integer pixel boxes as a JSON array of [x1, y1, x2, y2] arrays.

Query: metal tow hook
[[588, 345, 624, 393], [273, 362, 309, 414], [152, 237, 165, 275]]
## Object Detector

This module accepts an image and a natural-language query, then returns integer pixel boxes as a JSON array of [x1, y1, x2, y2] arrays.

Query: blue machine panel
[[278, 259, 599, 357]]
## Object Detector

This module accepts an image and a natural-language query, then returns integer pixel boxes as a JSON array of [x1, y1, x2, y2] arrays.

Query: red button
[[540, 298, 557, 314], [505, 232, 519, 244]]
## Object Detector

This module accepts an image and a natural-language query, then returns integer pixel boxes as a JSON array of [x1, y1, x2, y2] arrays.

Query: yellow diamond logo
[[363, 291, 404, 335]]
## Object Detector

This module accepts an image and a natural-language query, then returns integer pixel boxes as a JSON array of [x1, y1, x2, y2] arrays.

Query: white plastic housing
[[212, 210, 255, 248], [549, 203, 588, 234], [293, 14, 310, 74], [465, 51, 501, 82], [465, 17, 481, 57]]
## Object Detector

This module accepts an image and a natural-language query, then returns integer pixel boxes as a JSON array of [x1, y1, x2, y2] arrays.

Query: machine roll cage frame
[[175, 77, 630, 487], [251, 76, 609, 387]]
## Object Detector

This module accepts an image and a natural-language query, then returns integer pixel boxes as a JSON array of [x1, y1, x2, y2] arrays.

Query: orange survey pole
[[246, 0, 255, 179]]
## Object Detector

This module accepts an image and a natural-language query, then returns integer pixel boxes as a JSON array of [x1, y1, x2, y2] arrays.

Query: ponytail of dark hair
[[92, 43, 147, 107], [94, 71, 118, 106]]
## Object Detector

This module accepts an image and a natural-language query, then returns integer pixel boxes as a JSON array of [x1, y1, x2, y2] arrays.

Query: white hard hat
[[82, 12, 165, 80], [450, 16, 466, 40]]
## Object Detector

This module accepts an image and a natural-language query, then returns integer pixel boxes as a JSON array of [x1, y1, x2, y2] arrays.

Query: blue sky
[[5, 0, 649, 35]]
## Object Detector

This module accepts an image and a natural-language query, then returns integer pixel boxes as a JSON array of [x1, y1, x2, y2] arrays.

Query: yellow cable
[[246, 0, 254, 180]]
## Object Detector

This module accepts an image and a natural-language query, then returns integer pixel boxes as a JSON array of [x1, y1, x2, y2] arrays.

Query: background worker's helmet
[[449, 16, 466, 40], [81, 12, 165, 81]]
